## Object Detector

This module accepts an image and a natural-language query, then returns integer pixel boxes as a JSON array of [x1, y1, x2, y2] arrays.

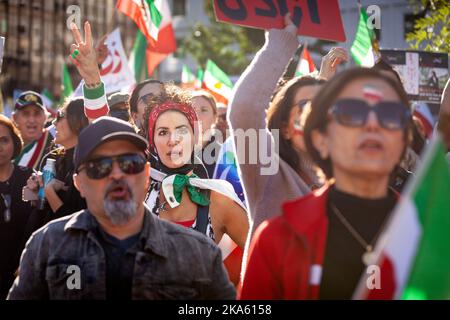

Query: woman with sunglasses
[[228, 15, 343, 264], [0, 115, 33, 299], [25, 98, 89, 227], [240, 67, 413, 299], [143, 84, 249, 285]]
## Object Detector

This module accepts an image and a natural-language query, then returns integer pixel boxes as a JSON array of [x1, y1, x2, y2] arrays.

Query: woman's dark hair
[[372, 58, 403, 85], [0, 114, 23, 159], [129, 79, 164, 113], [267, 76, 326, 171], [60, 97, 89, 136], [304, 67, 413, 179]]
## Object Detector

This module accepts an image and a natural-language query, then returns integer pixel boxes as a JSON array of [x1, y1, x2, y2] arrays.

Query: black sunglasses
[[78, 153, 147, 180], [53, 110, 65, 123], [329, 98, 411, 130]]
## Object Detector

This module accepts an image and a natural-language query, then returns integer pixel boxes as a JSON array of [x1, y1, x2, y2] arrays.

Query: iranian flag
[[117, 0, 162, 46], [181, 64, 197, 88], [350, 7, 377, 67], [118, 0, 175, 76], [203, 60, 233, 105], [145, 0, 176, 76], [295, 45, 317, 77], [354, 134, 450, 300]]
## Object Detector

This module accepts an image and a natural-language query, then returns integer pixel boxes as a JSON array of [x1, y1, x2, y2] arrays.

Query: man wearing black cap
[[8, 116, 236, 300], [12, 91, 53, 170]]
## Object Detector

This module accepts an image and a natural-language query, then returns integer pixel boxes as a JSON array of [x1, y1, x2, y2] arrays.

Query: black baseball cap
[[74, 116, 148, 170], [14, 91, 46, 112]]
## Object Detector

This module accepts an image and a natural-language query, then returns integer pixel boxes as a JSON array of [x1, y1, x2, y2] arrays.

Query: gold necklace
[[329, 203, 385, 267]]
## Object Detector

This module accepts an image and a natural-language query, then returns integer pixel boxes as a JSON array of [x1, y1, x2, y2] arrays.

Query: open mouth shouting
[[105, 180, 132, 201]]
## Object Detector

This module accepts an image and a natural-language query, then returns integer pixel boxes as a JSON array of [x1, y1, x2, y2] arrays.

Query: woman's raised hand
[[69, 21, 101, 87], [318, 47, 349, 80]]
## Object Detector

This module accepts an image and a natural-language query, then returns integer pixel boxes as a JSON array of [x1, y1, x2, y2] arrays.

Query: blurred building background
[[0, 0, 137, 99]]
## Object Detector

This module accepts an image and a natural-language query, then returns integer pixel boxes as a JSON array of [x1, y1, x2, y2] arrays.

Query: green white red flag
[[354, 134, 450, 300], [203, 59, 233, 105]]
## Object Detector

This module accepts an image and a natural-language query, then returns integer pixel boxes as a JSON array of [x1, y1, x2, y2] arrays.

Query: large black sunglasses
[[78, 153, 147, 180], [329, 98, 411, 130]]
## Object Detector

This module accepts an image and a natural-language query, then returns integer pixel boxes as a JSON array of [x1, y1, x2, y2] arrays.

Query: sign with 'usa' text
[[213, 0, 346, 42]]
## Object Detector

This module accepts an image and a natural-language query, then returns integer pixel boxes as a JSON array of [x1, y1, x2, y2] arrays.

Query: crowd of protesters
[[0, 15, 449, 300]]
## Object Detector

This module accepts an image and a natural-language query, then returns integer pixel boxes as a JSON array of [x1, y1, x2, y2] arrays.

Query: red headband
[[147, 102, 198, 154]]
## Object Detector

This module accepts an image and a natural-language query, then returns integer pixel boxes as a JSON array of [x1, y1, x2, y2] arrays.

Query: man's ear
[[73, 173, 86, 198], [311, 129, 329, 159]]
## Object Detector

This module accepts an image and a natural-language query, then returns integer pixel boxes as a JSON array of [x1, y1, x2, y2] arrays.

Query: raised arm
[[69, 21, 109, 121], [227, 15, 299, 204]]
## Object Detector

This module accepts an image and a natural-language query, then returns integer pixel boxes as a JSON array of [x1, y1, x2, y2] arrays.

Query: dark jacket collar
[[64, 205, 168, 258]]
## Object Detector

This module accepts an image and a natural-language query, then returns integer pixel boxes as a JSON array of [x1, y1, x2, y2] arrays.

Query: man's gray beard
[[103, 197, 137, 226]]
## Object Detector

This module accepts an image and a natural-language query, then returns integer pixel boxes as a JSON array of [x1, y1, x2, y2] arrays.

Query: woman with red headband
[[143, 84, 249, 285]]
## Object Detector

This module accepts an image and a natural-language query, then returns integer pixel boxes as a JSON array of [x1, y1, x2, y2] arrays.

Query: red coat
[[239, 184, 396, 300]]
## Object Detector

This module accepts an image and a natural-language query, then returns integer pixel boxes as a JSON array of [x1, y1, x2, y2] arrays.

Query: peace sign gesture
[[69, 21, 101, 87]]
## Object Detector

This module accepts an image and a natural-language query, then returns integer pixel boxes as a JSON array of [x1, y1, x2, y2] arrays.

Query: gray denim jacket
[[7, 207, 236, 300]]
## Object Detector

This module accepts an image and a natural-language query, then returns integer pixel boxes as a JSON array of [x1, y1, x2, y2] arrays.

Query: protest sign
[[380, 49, 449, 118], [213, 0, 346, 42]]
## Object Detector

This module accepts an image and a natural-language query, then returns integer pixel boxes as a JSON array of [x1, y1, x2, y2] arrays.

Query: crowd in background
[[0, 16, 449, 300]]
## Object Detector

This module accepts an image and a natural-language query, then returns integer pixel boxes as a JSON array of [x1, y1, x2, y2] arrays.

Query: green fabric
[[350, 8, 373, 66], [147, 0, 162, 28], [13, 140, 35, 165], [83, 82, 105, 99], [402, 139, 450, 300], [130, 30, 148, 82], [171, 174, 210, 207], [61, 63, 74, 102], [182, 64, 196, 83]]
